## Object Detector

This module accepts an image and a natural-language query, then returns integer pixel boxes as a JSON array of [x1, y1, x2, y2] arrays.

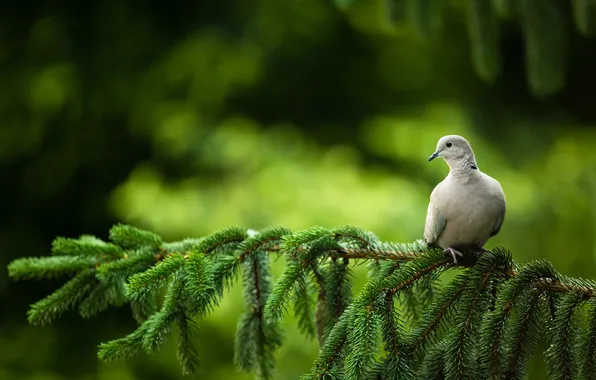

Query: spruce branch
[[10, 223, 596, 379], [420, 339, 449, 380], [442, 250, 511, 380], [8, 256, 100, 280], [335, 240, 426, 261], [52, 235, 124, 258], [141, 274, 186, 354], [95, 248, 160, 283], [235, 249, 282, 380], [294, 274, 317, 340], [183, 251, 216, 316], [176, 312, 200, 376], [264, 257, 310, 323], [193, 225, 248, 255], [580, 298, 596, 379], [27, 270, 96, 326], [98, 321, 151, 362], [79, 279, 127, 318], [126, 253, 185, 302], [315, 258, 353, 345], [236, 226, 292, 261], [500, 288, 544, 380], [344, 307, 381, 379], [545, 290, 589, 380], [408, 273, 467, 355], [304, 305, 351, 379], [130, 296, 157, 324], [306, 251, 452, 379], [379, 289, 415, 380], [109, 224, 163, 249], [479, 258, 557, 377], [265, 227, 348, 323]]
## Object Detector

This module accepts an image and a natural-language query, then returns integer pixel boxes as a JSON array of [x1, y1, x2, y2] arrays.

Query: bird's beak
[[428, 151, 440, 162]]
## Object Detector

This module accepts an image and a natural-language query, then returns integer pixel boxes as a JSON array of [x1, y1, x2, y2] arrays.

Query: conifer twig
[[9, 224, 596, 380]]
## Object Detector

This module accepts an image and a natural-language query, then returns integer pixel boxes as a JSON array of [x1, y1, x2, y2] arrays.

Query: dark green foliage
[[518, 0, 566, 97], [333, 0, 358, 9], [9, 224, 596, 379], [384, 0, 407, 25], [572, 0, 596, 37], [466, 0, 501, 83], [491, 0, 515, 19], [331, 0, 596, 96], [404, 0, 444, 37]]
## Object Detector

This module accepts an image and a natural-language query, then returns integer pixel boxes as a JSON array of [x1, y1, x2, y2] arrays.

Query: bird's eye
[[446, 142, 452, 148]]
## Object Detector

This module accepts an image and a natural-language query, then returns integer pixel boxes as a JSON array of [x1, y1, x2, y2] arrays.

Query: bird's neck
[[447, 156, 478, 177]]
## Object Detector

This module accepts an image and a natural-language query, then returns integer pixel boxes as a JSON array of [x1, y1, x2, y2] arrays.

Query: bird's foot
[[444, 247, 464, 264]]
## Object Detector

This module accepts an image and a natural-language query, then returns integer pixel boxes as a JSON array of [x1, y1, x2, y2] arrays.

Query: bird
[[424, 135, 506, 264]]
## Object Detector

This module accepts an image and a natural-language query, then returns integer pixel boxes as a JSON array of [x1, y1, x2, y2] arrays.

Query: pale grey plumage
[[424, 135, 506, 263]]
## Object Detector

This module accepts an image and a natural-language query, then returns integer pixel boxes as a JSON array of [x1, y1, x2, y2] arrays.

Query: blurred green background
[[2, 0, 596, 378]]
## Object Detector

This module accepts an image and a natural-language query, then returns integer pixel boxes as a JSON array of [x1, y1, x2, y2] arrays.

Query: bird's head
[[428, 135, 477, 169]]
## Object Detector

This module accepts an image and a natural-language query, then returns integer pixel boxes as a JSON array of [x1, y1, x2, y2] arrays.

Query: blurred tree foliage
[[2, 0, 596, 379]]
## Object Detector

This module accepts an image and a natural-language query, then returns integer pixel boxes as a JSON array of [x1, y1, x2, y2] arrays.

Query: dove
[[424, 135, 506, 264]]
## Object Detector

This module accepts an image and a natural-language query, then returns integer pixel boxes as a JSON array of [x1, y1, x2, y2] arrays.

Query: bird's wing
[[489, 180, 506, 238], [490, 215, 504, 237], [424, 184, 447, 246]]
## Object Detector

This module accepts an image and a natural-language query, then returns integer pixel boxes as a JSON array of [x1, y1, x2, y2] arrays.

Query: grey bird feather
[[424, 135, 506, 263]]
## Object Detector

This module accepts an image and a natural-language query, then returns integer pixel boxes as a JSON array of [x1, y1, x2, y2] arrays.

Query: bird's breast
[[436, 181, 503, 249]]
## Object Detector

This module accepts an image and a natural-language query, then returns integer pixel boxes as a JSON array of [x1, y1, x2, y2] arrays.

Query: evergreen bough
[[7, 223, 596, 379]]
